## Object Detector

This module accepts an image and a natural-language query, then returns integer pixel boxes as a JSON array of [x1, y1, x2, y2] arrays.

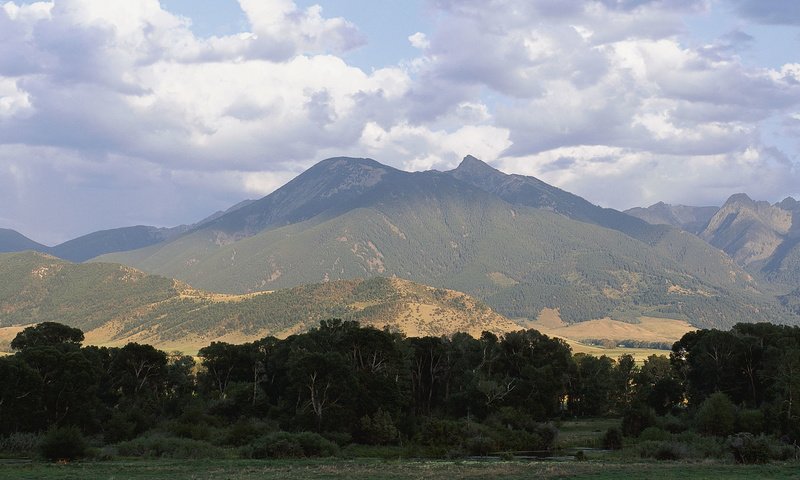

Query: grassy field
[[2, 458, 799, 480]]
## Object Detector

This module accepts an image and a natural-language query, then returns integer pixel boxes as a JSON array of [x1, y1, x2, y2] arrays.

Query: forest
[[0, 320, 799, 465]]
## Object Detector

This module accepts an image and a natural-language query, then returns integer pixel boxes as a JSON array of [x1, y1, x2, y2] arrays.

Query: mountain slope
[[0, 228, 49, 253], [99, 157, 794, 329], [625, 202, 719, 234], [0, 251, 519, 351], [701, 194, 800, 284], [447, 156, 655, 240], [49, 225, 189, 262]]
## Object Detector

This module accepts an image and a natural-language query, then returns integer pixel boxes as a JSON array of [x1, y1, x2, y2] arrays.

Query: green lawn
[[1, 459, 799, 480]]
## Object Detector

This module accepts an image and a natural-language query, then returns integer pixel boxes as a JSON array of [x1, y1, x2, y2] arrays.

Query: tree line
[[0, 320, 798, 461]]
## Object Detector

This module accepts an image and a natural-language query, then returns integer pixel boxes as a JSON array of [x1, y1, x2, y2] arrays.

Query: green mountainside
[[99, 156, 795, 329], [0, 251, 518, 350]]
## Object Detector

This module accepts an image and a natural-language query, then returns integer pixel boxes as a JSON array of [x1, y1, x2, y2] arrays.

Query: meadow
[[2, 458, 799, 480]]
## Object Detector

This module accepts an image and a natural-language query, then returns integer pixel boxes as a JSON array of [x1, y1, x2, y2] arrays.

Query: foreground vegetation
[[1, 320, 799, 470]]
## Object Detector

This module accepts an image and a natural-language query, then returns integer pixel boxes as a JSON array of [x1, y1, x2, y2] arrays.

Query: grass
[[557, 418, 620, 449], [1, 458, 799, 480]]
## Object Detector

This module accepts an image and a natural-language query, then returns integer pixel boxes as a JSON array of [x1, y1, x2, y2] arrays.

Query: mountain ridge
[[98, 155, 795, 329], [0, 251, 520, 352]]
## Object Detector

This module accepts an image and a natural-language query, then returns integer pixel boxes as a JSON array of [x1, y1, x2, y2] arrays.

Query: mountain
[[49, 225, 189, 262], [0, 199, 256, 262], [99, 156, 795, 329], [701, 194, 800, 284], [447, 156, 657, 240], [0, 251, 519, 352], [0, 228, 49, 253], [625, 202, 719, 234]]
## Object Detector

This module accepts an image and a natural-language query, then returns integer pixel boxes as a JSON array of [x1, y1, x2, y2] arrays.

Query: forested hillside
[[0, 252, 518, 350], [99, 157, 796, 329]]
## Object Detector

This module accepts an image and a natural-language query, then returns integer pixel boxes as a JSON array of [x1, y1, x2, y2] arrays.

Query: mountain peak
[[777, 197, 799, 211], [454, 155, 504, 176], [725, 193, 755, 206]]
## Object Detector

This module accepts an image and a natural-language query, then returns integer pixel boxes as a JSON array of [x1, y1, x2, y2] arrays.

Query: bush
[[220, 418, 277, 447], [465, 435, 495, 456], [241, 431, 339, 459], [658, 414, 687, 434], [638, 440, 689, 460], [673, 431, 726, 459], [116, 434, 226, 459], [602, 427, 623, 450], [622, 405, 656, 437], [534, 423, 559, 451], [38, 427, 88, 461], [728, 433, 771, 464], [735, 409, 764, 435], [359, 409, 399, 445], [0, 432, 42, 456], [695, 392, 735, 437], [639, 427, 670, 442]]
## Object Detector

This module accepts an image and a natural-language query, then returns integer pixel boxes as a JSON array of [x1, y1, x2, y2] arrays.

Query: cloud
[[498, 145, 799, 209], [408, 32, 429, 50], [0, 0, 799, 242], [730, 0, 800, 25], [238, 0, 365, 60]]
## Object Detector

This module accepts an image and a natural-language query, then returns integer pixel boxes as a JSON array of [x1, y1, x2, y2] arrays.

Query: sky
[[1, 0, 799, 244]]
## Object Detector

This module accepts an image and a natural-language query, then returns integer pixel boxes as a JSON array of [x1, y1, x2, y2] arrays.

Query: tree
[[635, 355, 683, 415], [569, 354, 615, 416], [496, 329, 573, 419], [287, 349, 354, 431], [11, 322, 84, 351], [110, 343, 168, 399], [197, 342, 252, 399], [0, 356, 43, 433]]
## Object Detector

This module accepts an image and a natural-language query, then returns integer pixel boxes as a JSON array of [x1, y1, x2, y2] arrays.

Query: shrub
[[638, 440, 689, 460], [658, 414, 687, 434], [602, 427, 623, 450], [534, 423, 559, 451], [735, 409, 764, 435], [359, 409, 399, 445], [415, 418, 465, 448], [465, 435, 495, 456], [673, 431, 726, 459], [241, 431, 338, 459], [220, 418, 277, 447], [321, 431, 352, 447], [116, 434, 226, 459], [38, 427, 88, 462], [0, 432, 41, 456], [695, 392, 735, 437], [728, 433, 771, 464], [622, 405, 656, 437], [639, 427, 670, 442]]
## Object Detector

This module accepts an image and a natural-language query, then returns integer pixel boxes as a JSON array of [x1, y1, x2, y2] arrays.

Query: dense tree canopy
[[2, 320, 799, 457]]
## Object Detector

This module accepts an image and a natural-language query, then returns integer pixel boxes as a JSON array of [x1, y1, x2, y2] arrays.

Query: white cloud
[[238, 0, 364, 60], [0, 0, 799, 242], [408, 32, 429, 49]]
